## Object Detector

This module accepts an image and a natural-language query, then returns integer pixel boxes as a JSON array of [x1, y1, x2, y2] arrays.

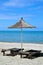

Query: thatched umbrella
[[8, 17, 36, 49]]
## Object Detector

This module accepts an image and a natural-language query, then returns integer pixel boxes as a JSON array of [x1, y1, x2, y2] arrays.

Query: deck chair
[[1, 48, 24, 56], [19, 49, 41, 59]]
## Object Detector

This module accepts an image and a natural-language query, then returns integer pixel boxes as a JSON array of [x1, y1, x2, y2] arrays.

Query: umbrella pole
[[21, 27, 22, 50]]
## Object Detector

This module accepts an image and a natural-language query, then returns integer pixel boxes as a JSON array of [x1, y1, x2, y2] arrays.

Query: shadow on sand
[[24, 53, 43, 59], [5, 52, 43, 59]]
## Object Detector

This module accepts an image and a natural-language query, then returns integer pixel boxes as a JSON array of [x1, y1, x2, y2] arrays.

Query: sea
[[0, 31, 43, 44]]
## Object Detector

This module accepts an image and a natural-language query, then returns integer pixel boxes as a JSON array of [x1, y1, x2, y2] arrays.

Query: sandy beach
[[0, 42, 43, 65]]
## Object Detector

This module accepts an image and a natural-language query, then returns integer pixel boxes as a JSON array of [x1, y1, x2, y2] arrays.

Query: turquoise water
[[0, 31, 43, 43]]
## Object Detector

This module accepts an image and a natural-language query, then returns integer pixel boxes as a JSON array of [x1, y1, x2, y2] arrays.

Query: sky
[[0, 0, 43, 31]]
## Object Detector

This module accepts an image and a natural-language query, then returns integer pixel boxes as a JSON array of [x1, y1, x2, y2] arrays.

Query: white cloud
[[30, 6, 43, 10], [0, 0, 42, 11], [3, 0, 43, 7], [3, 1, 16, 7], [3, 0, 33, 7], [0, 14, 15, 20], [0, 14, 34, 20], [0, 0, 42, 20]]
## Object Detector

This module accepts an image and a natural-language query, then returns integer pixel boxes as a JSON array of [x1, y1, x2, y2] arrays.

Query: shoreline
[[0, 41, 43, 44], [0, 42, 43, 51]]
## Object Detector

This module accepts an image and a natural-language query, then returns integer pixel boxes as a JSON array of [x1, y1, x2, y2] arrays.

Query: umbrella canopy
[[8, 17, 36, 28], [8, 17, 36, 49]]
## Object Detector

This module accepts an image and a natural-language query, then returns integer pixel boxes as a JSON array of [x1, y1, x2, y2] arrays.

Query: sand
[[0, 42, 43, 65]]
